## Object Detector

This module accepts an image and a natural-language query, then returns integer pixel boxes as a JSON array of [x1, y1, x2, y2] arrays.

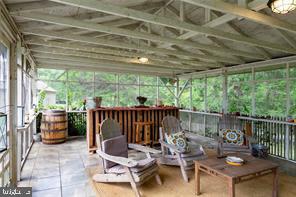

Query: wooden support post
[[66, 69, 69, 110], [9, 42, 18, 185], [222, 70, 228, 114], [189, 78, 192, 131], [251, 67, 256, 116], [156, 77, 159, 101], [285, 63, 291, 159], [204, 77, 207, 136], [116, 74, 119, 106], [175, 78, 180, 107]]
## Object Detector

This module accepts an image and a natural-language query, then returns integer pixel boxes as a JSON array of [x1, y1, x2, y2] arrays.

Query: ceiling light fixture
[[267, 0, 296, 14], [138, 57, 149, 63]]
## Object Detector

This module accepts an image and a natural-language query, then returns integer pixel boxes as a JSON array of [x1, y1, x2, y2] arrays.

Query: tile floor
[[18, 137, 100, 197]]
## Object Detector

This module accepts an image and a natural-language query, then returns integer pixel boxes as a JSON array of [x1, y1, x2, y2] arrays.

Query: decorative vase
[[136, 96, 147, 106]]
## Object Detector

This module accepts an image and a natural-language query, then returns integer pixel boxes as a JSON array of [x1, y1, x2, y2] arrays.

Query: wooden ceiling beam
[[26, 38, 219, 68], [36, 63, 176, 77], [165, 1, 272, 59], [22, 29, 241, 64], [275, 30, 296, 49], [7, 0, 63, 13], [13, 12, 263, 60], [33, 55, 184, 74], [163, 6, 245, 63], [48, 0, 296, 54], [30, 46, 203, 70], [182, 0, 296, 35]]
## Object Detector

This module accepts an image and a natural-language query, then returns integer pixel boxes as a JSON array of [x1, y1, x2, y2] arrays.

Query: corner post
[[9, 42, 18, 185]]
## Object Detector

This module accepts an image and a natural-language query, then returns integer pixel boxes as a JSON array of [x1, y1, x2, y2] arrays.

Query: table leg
[[272, 168, 279, 197], [195, 163, 200, 195], [228, 178, 235, 197]]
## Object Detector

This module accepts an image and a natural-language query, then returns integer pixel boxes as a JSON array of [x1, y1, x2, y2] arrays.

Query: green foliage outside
[[37, 90, 46, 111], [37, 65, 296, 118], [37, 69, 177, 109]]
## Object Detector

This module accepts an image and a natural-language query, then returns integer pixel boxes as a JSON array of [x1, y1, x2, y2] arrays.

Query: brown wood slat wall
[[87, 107, 179, 152]]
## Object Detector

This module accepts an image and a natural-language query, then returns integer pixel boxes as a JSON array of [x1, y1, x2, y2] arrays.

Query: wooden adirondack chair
[[158, 116, 206, 182], [216, 114, 256, 156], [93, 118, 162, 197]]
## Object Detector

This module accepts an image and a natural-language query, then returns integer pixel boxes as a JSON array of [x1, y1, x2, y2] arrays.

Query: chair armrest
[[159, 139, 183, 153], [184, 132, 198, 140], [96, 150, 138, 168], [128, 143, 161, 154]]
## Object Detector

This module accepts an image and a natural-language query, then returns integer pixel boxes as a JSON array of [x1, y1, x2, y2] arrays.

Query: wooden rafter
[[33, 55, 182, 74], [29, 46, 201, 71], [163, 5, 245, 63], [26, 38, 219, 68], [182, 0, 296, 34], [22, 29, 241, 64], [164, 1, 272, 59], [12, 12, 264, 60], [47, 0, 296, 54], [36, 63, 175, 77]]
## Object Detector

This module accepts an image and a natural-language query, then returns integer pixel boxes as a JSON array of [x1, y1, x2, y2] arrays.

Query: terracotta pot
[[85, 97, 102, 109]]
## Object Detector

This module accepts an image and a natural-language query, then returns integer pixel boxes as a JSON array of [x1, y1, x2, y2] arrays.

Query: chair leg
[[125, 167, 141, 197], [176, 153, 189, 182], [155, 174, 162, 185], [130, 181, 141, 197]]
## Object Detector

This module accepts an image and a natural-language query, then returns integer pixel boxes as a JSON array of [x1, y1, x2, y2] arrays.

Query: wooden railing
[[16, 114, 37, 181], [180, 110, 296, 162]]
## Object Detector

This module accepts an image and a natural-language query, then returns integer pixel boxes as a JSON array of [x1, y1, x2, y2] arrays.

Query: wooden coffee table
[[195, 154, 279, 197]]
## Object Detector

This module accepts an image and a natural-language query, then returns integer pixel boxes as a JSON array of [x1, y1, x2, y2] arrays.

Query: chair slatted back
[[100, 118, 122, 141], [162, 116, 182, 135], [98, 118, 126, 171]]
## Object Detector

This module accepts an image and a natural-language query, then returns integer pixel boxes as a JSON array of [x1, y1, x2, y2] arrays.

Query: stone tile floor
[[18, 137, 100, 197]]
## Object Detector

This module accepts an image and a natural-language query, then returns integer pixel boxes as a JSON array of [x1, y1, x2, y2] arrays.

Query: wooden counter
[[87, 106, 179, 152]]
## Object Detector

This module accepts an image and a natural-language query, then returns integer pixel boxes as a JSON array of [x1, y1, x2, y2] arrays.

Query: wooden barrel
[[41, 110, 67, 144]]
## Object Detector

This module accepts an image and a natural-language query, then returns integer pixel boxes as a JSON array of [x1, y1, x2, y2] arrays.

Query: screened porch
[[0, 0, 296, 197]]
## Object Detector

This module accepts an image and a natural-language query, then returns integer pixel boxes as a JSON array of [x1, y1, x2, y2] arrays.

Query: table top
[[195, 153, 279, 178]]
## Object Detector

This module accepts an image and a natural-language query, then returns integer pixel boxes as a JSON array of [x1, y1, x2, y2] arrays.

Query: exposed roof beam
[[33, 55, 183, 74], [12, 12, 262, 60], [26, 39, 219, 68], [30, 46, 201, 70], [180, 55, 296, 79], [22, 29, 241, 64], [182, 0, 296, 35], [171, 1, 259, 36], [7, 0, 63, 13], [276, 30, 296, 49], [260, 10, 296, 50], [37, 63, 175, 77], [13, 1, 163, 37], [248, 0, 269, 10], [163, 6, 245, 63], [48, 0, 296, 54], [166, 0, 271, 59], [174, 0, 267, 40]]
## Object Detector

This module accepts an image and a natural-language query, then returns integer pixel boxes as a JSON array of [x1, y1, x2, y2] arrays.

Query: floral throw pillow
[[166, 131, 190, 153], [220, 129, 244, 145]]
